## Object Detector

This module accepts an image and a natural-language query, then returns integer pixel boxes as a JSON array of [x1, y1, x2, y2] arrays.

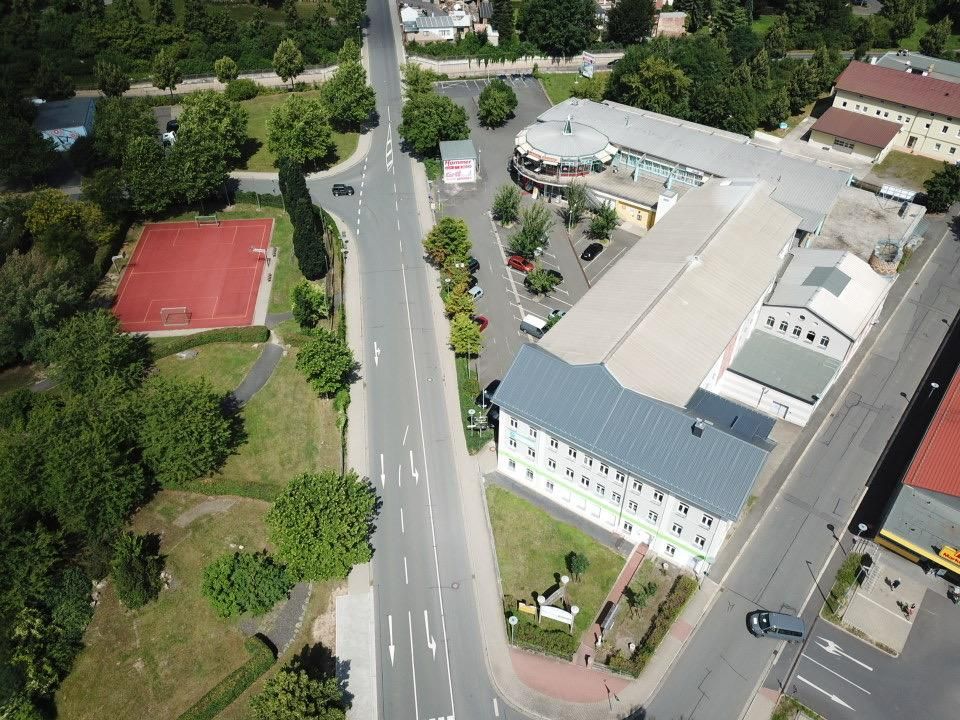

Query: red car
[[506, 255, 535, 273], [473, 315, 489, 332]]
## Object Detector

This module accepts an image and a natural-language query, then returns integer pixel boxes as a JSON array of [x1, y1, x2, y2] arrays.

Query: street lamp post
[[928, 381, 941, 400], [508, 614, 518, 644]]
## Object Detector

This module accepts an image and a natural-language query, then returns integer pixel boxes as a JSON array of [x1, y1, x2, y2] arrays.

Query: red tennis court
[[113, 218, 274, 332]]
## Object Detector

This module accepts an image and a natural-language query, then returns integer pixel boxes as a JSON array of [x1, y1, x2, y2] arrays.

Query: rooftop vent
[[691, 419, 705, 438]]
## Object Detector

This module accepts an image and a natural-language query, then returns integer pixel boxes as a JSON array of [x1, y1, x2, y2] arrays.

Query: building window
[[876, 110, 881, 116], [508, 459, 516, 471], [819, 336, 829, 348], [583, 456, 593, 468], [701, 514, 713, 528], [765, 315, 775, 327], [526, 468, 534, 481], [546, 481, 554, 492], [806, 330, 816, 343], [615, 471, 625, 483], [529, 428, 538, 439], [936, 143, 942, 150], [596, 484, 606, 496], [671, 523, 683, 536], [632, 480, 642, 492], [648, 509, 658, 522], [549, 438, 559, 449], [599, 464, 609, 476], [778, 320, 788, 332], [664, 544, 676, 557], [952, 148, 957, 155], [833, 138, 855, 150], [548, 458, 557, 470], [855, 103, 861, 110], [898, 114, 903, 121], [792, 325, 802, 337], [884, 111, 889, 117], [653, 490, 664, 504], [508, 438, 517, 448], [566, 468, 575, 479], [612, 492, 621, 504], [695, 535, 706, 549], [568, 448, 578, 459], [510, 418, 518, 428], [677, 503, 689, 517], [527, 448, 536, 459], [944, 125, 949, 133], [623, 521, 634, 533], [628, 500, 639, 512], [580, 476, 590, 488]]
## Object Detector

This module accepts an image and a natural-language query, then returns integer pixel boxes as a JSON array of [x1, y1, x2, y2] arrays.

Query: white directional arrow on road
[[424, 610, 437, 660], [388, 614, 395, 666], [410, 450, 419, 485], [374, 341, 381, 367], [816, 637, 874, 671], [797, 675, 853, 710], [380, 453, 385, 488]]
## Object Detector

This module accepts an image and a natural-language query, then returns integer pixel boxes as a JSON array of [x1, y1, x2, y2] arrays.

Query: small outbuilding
[[33, 97, 95, 151], [439, 139, 478, 184], [808, 106, 901, 163]]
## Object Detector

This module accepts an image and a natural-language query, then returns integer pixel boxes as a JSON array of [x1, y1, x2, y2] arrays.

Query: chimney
[[691, 419, 705, 438]]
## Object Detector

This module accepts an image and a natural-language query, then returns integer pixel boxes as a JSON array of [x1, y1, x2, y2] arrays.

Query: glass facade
[[615, 149, 705, 187]]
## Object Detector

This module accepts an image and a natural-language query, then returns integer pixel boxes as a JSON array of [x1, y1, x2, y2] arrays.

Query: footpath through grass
[[239, 90, 359, 172], [486, 485, 624, 656], [155, 342, 262, 396]]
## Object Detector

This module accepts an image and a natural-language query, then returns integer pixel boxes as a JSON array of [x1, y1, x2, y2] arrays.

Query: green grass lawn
[[56, 492, 273, 720], [181, 351, 342, 501], [457, 356, 493, 454], [0, 364, 40, 395], [155, 342, 262, 396], [871, 150, 944, 189], [239, 91, 359, 172], [486, 485, 625, 637], [897, 18, 960, 54], [751, 14, 777, 36], [539, 72, 610, 105]]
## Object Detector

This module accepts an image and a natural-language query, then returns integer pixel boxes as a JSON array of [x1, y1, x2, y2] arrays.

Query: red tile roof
[[811, 106, 901, 148], [836, 61, 960, 119], [903, 368, 960, 498]]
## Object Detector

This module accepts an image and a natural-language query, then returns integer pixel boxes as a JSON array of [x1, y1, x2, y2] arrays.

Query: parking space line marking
[[801, 655, 871, 695], [852, 594, 912, 624]]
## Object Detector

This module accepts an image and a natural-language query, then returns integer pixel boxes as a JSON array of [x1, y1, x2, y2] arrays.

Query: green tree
[[443, 289, 475, 317], [808, 44, 840, 94], [477, 78, 518, 128], [268, 94, 335, 166], [923, 162, 960, 212], [606, 0, 655, 45], [93, 97, 157, 164], [491, 0, 516, 45], [33, 58, 74, 101], [524, 268, 562, 294], [401, 62, 441, 99], [563, 182, 589, 229], [44, 309, 150, 393], [139, 376, 236, 486], [399, 91, 469, 155], [251, 664, 346, 720], [589, 202, 619, 240], [520, 0, 598, 58], [881, 0, 917, 42], [675, 0, 712, 32], [615, 56, 692, 119], [320, 60, 377, 130], [267, 470, 376, 581], [111, 532, 163, 610], [920, 16, 953, 58], [492, 184, 521, 225], [152, 48, 182, 96], [95, 60, 130, 98], [750, 48, 771, 92], [123, 136, 175, 215], [763, 84, 791, 128], [214, 56, 240, 83], [565, 551, 590, 581], [202, 551, 292, 617], [81, 168, 131, 221], [152, 0, 174, 24], [273, 38, 306, 89], [507, 202, 553, 258], [295, 328, 355, 396], [0, 114, 56, 190], [338, 37, 361, 64], [570, 74, 606, 102], [764, 14, 789, 58], [423, 216, 471, 265], [11, 608, 61, 696], [450, 312, 483, 355], [292, 280, 329, 328], [169, 133, 229, 204], [177, 90, 249, 163], [333, 0, 365, 38], [787, 61, 815, 114]]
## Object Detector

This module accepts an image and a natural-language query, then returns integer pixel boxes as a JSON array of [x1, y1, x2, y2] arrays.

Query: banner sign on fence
[[580, 52, 595, 79]]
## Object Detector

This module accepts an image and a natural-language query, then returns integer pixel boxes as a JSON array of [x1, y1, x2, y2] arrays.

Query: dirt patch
[[174, 497, 237, 528], [311, 582, 346, 649]]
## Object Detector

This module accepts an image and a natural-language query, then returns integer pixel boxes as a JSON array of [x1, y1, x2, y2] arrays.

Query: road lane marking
[[400, 507, 405, 533], [816, 638, 874, 671], [493, 699, 500, 717], [424, 610, 437, 660], [380, 453, 385, 487], [407, 611, 420, 719], [402, 424, 409, 445], [854, 594, 913, 624], [388, 614, 395, 666], [374, 341, 381, 367], [796, 675, 853, 710], [409, 450, 419, 484], [801, 654, 871, 694], [404, 556, 409, 584], [398, 464, 402, 488]]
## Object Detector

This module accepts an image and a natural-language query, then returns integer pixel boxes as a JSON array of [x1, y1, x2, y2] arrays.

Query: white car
[[162, 119, 178, 146]]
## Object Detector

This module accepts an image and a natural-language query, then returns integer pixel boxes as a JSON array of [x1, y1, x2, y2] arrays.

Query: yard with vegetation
[[486, 485, 625, 657], [871, 150, 944, 191], [898, 17, 960, 54], [239, 91, 359, 172], [539, 72, 610, 105], [821, 552, 864, 623], [155, 343, 262, 396], [457, 357, 493, 454]]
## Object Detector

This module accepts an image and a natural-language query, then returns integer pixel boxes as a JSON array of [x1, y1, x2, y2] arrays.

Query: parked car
[[480, 379, 500, 406], [520, 314, 548, 338], [468, 285, 484, 300], [580, 242, 604, 261], [466, 274, 479, 290], [332, 183, 355, 196], [549, 308, 567, 320], [747, 611, 806, 643], [467, 256, 480, 273], [472, 315, 489, 332], [162, 119, 178, 146], [507, 255, 535, 273]]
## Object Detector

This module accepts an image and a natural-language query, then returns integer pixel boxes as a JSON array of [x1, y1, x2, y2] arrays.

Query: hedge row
[[150, 326, 270, 359], [177, 635, 276, 720], [607, 574, 698, 677], [279, 158, 328, 280], [509, 615, 579, 659]]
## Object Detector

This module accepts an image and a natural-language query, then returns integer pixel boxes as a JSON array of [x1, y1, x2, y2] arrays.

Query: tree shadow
[[237, 137, 263, 168]]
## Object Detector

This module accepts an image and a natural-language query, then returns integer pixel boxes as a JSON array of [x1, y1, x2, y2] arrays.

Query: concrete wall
[[409, 51, 624, 78], [757, 310, 850, 362], [712, 370, 817, 426], [808, 128, 890, 163]]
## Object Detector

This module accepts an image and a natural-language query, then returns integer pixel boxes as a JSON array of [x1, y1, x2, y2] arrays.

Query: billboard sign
[[580, 52, 595, 79], [443, 158, 476, 184], [539, 604, 574, 627]]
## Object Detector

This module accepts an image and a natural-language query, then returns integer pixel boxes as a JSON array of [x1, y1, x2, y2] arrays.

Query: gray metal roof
[[881, 483, 960, 559], [728, 331, 841, 403], [439, 139, 477, 161], [874, 51, 960, 83], [493, 344, 774, 521], [538, 99, 851, 233], [33, 98, 95, 131], [685, 389, 776, 449], [525, 120, 611, 159], [416, 14, 455, 28], [804, 266, 850, 297]]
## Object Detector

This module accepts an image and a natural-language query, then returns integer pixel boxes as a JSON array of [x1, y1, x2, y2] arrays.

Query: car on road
[[162, 119, 178, 146], [608, 59, 620, 67], [507, 255, 535, 273], [580, 242, 605, 261], [467, 256, 480, 273], [472, 315, 489, 332], [549, 309, 567, 320], [747, 611, 805, 643], [468, 285, 484, 300], [332, 183, 355, 197]]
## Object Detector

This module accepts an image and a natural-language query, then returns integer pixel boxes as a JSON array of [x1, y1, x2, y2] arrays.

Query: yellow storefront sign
[[939, 546, 960, 564]]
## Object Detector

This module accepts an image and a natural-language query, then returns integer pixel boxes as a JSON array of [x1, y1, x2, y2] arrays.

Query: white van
[[519, 314, 548, 339], [468, 285, 484, 300]]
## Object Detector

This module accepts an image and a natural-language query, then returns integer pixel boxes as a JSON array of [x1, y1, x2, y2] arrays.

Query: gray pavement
[[231, 342, 283, 406]]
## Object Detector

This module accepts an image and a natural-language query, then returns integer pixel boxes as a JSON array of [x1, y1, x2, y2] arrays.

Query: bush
[[224, 78, 260, 101], [511, 616, 579, 658], [291, 280, 329, 328], [295, 328, 355, 396], [824, 552, 863, 619], [149, 326, 270, 359], [111, 532, 164, 610], [201, 551, 293, 618], [177, 635, 276, 720]]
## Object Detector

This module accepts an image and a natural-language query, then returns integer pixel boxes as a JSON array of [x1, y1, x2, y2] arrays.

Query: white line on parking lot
[[801, 655, 871, 695]]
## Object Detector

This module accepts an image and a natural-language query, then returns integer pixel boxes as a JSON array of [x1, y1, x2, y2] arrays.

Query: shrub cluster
[[177, 635, 276, 720], [510, 615, 579, 659], [201, 551, 293, 618], [149, 326, 270, 359], [279, 159, 328, 279], [224, 78, 261, 101]]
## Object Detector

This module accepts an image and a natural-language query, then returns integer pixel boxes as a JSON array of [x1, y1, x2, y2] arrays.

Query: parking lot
[[434, 77, 641, 386]]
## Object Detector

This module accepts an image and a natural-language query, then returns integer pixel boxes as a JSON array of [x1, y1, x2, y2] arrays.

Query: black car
[[165, 119, 179, 133], [332, 183, 355, 197], [477, 379, 500, 407], [466, 274, 479, 290], [580, 242, 604, 261], [467, 256, 480, 273], [545, 269, 563, 282]]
